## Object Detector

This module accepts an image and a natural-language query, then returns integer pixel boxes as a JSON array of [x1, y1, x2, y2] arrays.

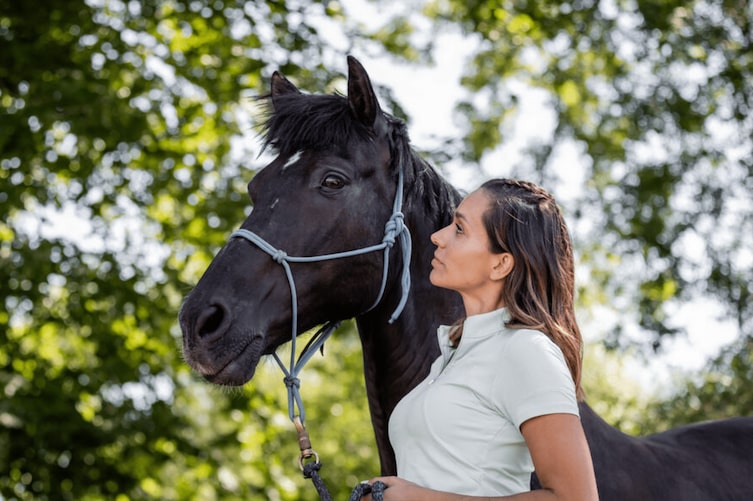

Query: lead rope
[[301, 462, 386, 501], [228, 168, 408, 500], [346, 480, 387, 501]]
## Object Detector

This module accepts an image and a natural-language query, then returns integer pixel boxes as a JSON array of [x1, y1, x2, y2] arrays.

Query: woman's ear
[[490, 253, 515, 281]]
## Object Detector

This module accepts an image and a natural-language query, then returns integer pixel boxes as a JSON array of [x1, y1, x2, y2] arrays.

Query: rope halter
[[228, 163, 411, 467]]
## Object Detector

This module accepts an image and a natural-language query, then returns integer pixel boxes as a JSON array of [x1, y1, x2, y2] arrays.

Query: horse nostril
[[196, 304, 228, 339]]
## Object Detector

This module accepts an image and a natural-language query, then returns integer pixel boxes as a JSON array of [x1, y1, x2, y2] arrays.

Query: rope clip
[[294, 416, 320, 471]]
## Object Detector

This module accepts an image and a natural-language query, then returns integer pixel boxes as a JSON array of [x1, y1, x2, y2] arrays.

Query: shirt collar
[[436, 307, 510, 357], [461, 307, 510, 339]]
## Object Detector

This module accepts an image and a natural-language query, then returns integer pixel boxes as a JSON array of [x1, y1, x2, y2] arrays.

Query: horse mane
[[260, 91, 460, 224], [393, 127, 460, 225]]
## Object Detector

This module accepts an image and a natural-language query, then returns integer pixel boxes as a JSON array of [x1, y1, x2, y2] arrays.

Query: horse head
[[179, 57, 410, 386]]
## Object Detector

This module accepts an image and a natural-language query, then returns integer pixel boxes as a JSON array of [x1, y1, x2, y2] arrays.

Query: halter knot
[[382, 212, 405, 247], [272, 250, 288, 263]]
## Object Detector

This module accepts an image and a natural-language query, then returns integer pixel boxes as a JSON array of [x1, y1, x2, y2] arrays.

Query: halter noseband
[[228, 163, 411, 434]]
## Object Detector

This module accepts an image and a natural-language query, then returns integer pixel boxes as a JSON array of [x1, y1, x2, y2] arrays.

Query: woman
[[364, 179, 598, 500]]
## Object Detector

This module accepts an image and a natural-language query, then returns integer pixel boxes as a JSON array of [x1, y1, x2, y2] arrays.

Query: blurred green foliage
[[643, 335, 753, 431], [421, 0, 753, 353], [1, 0, 752, 499]]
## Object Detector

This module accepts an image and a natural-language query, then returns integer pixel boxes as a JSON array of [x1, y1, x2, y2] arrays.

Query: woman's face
[[430, 189, 503, 300]]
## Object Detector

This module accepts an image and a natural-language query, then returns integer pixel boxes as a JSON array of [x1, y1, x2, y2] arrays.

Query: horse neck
[[354, 165, 463, 474], [356, 242, 461, 410], [354, 220, 461, 474]]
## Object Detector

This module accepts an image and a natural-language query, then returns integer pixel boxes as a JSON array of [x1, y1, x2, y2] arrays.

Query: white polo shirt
[[388, 307, 579, 496]]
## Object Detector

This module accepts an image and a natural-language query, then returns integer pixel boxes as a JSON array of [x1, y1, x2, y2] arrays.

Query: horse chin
[[202, 336, 265, 386]]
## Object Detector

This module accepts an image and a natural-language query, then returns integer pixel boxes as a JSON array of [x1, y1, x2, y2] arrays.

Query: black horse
[[179, 56, 753, 500]]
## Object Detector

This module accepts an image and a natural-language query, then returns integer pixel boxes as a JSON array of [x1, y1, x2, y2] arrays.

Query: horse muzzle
[[179, 298, 268, 386]]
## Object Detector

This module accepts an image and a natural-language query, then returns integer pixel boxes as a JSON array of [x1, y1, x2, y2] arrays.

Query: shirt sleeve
[[491, 329, 579, 430]]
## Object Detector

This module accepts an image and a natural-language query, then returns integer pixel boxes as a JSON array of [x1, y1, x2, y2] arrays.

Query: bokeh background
[[1, 0, 752, 499]]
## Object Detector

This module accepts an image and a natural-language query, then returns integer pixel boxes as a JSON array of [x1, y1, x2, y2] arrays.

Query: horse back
[[640, 416, 753, 500]]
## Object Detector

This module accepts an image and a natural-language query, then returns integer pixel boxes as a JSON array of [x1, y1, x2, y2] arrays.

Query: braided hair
[[477, 179, 584, 399]]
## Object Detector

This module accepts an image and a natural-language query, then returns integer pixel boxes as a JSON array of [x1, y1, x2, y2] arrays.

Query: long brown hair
[[480, 178, 584, 400]]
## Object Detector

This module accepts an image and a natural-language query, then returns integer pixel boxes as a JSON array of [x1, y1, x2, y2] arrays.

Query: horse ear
[[270, 71, 301, 106], [347, 56, 381, 127]]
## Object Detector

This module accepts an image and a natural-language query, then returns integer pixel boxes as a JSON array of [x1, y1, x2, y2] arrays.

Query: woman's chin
[[428, 270, 443, 288]]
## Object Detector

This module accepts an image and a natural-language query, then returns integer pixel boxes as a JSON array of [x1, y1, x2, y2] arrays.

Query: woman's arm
[[365, 413, 598, 501], [519, 412, 598, 501]]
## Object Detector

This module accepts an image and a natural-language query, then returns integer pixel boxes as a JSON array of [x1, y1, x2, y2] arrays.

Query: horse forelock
[[260, 93, 372, 156]]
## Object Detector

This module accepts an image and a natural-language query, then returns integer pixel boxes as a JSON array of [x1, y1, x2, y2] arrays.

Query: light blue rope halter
[[229, 163, 411, 467]]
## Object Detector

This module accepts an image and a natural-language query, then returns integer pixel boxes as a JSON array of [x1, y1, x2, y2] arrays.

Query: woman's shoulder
[[500, 327, 566, 364]]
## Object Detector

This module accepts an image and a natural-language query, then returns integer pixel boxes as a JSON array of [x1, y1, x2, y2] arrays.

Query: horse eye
[[321, 174, 345, 190]]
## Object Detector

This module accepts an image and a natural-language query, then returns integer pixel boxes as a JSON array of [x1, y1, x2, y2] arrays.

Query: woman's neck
[[461, 294, 505, 317]]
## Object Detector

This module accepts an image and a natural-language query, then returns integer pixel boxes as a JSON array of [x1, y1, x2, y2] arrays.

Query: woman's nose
[[430, 227, 445, 246]]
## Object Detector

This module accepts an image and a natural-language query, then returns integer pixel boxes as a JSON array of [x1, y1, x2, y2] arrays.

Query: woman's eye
[[322, 175, 345, 190], [455, 223, 463, 234]]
